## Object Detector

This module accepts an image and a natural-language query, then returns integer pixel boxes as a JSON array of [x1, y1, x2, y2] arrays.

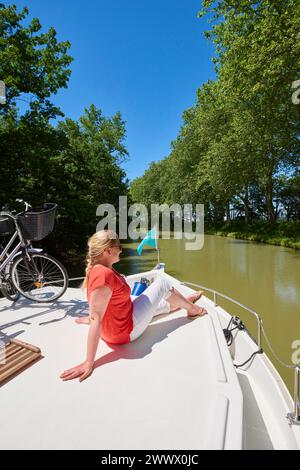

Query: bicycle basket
[[0, 215, 15, 237], [17, 203, 57, 241]]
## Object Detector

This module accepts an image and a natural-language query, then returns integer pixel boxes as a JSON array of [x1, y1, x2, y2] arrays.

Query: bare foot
[[188, 290, 204, 304], [169, 290, 204, 313], [187, 304, 207, 318], [75, 317, 90, 325]]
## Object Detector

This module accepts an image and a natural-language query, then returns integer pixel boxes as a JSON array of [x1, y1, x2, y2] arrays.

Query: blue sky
[[13, 0, 215, 182]]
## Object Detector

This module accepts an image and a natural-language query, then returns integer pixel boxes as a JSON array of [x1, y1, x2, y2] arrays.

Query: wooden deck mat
[[0, 339, 42, 384]]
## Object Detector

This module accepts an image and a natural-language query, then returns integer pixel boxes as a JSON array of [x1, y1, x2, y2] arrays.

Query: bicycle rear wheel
[[0, 278, 20, 302], [0, 244, 20, 302], [11, 253, 68, 302]]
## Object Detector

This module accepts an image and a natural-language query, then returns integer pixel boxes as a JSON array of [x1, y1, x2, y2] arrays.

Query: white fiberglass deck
[[0, 270, 243, 450]]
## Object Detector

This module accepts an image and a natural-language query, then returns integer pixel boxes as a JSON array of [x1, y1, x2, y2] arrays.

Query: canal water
[[68, 234, 300, 395]]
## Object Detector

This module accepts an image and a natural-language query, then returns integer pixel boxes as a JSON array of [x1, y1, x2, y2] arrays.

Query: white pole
[[156, 223, 160, 266]]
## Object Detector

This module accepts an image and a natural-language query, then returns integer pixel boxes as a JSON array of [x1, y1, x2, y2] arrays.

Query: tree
[[199, 0, 300, 222], [51, 105, 129, 254], [0, 3, 72, 121]]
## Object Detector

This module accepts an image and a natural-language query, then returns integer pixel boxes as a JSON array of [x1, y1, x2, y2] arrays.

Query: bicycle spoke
[[11, 253, 68, 302]]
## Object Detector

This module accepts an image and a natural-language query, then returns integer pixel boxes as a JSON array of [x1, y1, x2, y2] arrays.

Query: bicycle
[[0, 199, 69, 303]]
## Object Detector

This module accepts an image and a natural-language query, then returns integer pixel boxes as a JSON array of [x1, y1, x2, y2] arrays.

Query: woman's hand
[[60, 361, 94, 382]]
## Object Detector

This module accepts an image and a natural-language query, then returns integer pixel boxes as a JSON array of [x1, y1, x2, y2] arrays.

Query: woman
[[60, 230, 207, 382]]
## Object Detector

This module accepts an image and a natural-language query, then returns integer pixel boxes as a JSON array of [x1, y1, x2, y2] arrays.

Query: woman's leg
[[129, 278, 206, 342], [130, 278, 173, 341], [167, 290, 205, 313], [151, 289, 204, 316]]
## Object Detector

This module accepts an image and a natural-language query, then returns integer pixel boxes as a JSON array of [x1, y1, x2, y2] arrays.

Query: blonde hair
[[81, 229, 119, 289]]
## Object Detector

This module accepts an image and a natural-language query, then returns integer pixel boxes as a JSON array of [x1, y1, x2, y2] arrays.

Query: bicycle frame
[[0, 213, 42, 280]]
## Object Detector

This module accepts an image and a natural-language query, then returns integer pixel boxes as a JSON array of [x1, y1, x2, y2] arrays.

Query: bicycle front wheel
[[11, 253, 69, 302]]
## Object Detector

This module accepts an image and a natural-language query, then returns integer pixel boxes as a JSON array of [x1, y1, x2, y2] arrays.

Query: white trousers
[[129, 277, 174, 342]]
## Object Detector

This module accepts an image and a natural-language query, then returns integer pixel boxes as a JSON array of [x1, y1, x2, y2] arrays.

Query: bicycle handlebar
[[0, 199, 32, 218], [15, 199, 32, 211]]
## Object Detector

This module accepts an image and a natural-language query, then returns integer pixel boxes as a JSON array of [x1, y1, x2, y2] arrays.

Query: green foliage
[[0, 3, 73, 121], [0, 105, 129, 258], [206, 220, 300, 250], [52, 105, 129, 255]]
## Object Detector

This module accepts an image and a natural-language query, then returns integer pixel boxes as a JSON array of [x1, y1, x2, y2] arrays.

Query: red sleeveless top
[[87, 265, 133, 344]]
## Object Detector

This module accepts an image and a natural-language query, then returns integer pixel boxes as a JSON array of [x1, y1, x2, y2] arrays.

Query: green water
[[69, 234, 300, 395]]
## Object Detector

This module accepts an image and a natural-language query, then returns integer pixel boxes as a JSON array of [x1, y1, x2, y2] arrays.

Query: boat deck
[[0, 270, 244, 449]]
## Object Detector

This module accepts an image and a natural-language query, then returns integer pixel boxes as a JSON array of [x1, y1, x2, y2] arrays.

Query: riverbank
[[205, 221, 300, 250]]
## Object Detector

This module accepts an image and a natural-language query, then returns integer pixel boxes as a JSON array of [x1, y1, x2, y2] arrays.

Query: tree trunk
[[243, 186, 250, 224], [226, 201, 231, 224], [213, 203, 225, 225], [266, 173, 276, 224]]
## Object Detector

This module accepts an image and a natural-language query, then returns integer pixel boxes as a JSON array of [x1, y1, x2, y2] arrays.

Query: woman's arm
[[60, 285, 112, 382], [86, 285, 112, 363]]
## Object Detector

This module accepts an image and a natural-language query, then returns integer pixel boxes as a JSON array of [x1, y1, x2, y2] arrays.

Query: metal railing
[[179, 280, 262, 350], [287, 367, 300, 426]]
